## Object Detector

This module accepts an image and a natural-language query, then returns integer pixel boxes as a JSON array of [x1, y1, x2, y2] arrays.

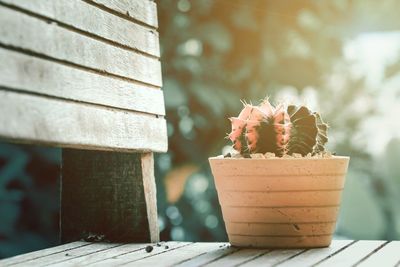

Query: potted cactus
[[209, 99, 349, 248]]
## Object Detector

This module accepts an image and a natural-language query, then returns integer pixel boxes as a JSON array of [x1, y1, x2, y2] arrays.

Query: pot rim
[[209, 155, 349, 161]]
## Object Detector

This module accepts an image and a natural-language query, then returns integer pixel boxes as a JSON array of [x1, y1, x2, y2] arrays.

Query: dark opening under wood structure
[[0, 0, 166, 243]]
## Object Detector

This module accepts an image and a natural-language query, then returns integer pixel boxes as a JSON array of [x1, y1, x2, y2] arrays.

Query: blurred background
[[2, 0, 400, 258]]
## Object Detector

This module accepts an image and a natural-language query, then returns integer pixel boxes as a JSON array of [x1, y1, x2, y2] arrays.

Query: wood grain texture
[[357, 241, 400, 267], [50, 243, 149, 266], [141, 153, 159, 243], [176, 245, 238, 267], [132, 243, 227, 267], [0, 90, 167, 152], [1, 241, 400, 267], [316, 240, 386, 267], [1, 0, 160, 57], [0, 48, 165, 115], [11, 243, 121, 267], [0, 242, 89, 266], [240, 249, 304, 267], [277, 240, 354, 267], [88, 0, 158, 28], [91, 242, 191, 267], [205, 248, 270, 267], [0, 5, 162, 87], [61, 150, 160, 243]]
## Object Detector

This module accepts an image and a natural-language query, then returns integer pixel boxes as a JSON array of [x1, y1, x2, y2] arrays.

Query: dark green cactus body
[[232, 119, 278, 156], [286, 105, 328, 156], [254, 118, 279, 155]]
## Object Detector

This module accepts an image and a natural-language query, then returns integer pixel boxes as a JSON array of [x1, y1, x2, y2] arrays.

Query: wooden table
[[1, 240, 399, 266]]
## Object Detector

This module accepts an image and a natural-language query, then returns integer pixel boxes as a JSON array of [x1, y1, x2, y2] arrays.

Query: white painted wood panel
[[0, 90, 168, 152], [89, 0, 158, 28], [1, 0, 160, 57], [0, 6, 162, 87], [0, 48, 165, 115]]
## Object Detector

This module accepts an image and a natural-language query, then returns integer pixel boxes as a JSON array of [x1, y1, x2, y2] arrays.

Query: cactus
[[228, 99, 328, 157]]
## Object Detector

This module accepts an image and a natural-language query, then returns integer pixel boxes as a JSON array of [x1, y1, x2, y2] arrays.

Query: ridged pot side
[[209, 156, 350, 248]]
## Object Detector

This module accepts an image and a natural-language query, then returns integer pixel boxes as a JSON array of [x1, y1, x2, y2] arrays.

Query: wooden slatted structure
[[1, 240, 399, 266], [0, 0, 166, 243]]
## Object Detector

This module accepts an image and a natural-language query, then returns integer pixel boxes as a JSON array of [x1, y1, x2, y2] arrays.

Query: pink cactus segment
[[258, 99, 275, 117], [273, 104, 290, 124], [228, 117, 246, 142], [232, 138, 243, 151], [250, 106, 270, 121], [245, 120, 260, 152], [237, 104, 253, 120], [273, 104, 291, 152], [229, 117, 246, 152], [274, 124, 291, 144]]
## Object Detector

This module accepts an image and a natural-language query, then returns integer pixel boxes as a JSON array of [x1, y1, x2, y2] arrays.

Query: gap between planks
[[0, 42, 161, 90], [0, 89, 168, 152], [0, 242, 90, 266], [84, 0, 158, 29], [4, 240, 399, 267], [0, 47, 166, 116]]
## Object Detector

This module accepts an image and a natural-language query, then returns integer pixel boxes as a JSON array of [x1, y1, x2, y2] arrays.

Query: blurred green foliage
[[156, 0, 400, 242], [0, 144, 59, 258]]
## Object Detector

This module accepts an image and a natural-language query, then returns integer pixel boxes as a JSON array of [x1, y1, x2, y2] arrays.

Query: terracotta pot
[[209, 156, 349, 248]]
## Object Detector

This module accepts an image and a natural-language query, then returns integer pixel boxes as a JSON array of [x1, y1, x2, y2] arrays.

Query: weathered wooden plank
[[141, 153, 160, 242], [3, 240, 400, 267], [357, 241, 400, 267], [0, 242, 89, 266], [1, 0, 160, 57], [0, 6, 162, 87], [0, 48, 165, 115], [133, 243, 227, 267], [0, 90, 168, 152], [277, 240, 354, 267], [316, 240, 386, 267], [240, 249, 304, 267], [88, 0, 158, 28], [61, 150, 159, 243], [10, 243, 121, 266], [91, 242, 191, 266], [204, 248, 270, 267], [176, 244, 238, 267], [50, 243, 149, 266]]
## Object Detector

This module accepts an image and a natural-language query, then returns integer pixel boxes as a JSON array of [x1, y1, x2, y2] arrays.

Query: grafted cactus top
[[228, 99, 328, 157]]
